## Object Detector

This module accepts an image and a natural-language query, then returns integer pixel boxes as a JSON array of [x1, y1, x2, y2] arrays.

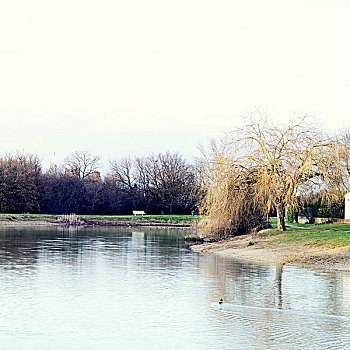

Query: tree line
[[1, 115, 349, 237], [0, 151, 201, 215]]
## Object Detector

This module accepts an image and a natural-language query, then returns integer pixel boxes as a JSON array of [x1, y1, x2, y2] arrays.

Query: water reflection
[[275, 263, 283, 308], [0, 226, 349, 349]]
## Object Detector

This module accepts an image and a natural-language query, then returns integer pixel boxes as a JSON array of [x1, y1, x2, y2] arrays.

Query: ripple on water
[[1, 227, 350, 350], [212, 302, 350, 349]]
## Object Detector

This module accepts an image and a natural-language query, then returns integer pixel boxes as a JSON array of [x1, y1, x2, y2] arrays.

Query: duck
[[219, 298, 223, 305]]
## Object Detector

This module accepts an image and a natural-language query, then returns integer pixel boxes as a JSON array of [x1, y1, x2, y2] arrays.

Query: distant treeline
[[0, 151, 202, 215]]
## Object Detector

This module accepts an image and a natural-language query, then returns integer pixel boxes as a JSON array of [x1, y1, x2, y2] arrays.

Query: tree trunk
[[276, 204, 286, 231]]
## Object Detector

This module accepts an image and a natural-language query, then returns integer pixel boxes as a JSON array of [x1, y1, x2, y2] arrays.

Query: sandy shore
[[0, 218, 59, 227], [190, 233, 350, 272]]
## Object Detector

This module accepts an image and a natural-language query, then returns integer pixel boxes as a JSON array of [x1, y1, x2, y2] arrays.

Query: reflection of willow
[[195, 254, 272, 306], [274, 264, 344, 318], [343, 274, 350, 314], [205, 261, 348, 348], [323, 273, 344, 316], [275, 263, 283, 309]]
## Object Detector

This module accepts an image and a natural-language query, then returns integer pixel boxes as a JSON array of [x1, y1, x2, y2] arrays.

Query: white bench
[[133, 210, 145, 216]]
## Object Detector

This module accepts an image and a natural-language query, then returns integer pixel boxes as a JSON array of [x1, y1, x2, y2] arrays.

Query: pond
[[0, 226, 349, 349]]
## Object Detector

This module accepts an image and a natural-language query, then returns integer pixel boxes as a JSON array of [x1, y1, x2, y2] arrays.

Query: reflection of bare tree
[[122, 229, 191, 271], [0, 226, 95, 269], [57, 225, 83, 236], [0, 227, 42, 269], [0, 226, 192, 275], [131, 231, 145, 247]]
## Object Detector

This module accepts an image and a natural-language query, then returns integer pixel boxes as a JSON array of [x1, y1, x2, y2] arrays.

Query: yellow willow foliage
[[329, 129, 350, 192], [199, 153, 264, 238], [199, 116, 347, 234]]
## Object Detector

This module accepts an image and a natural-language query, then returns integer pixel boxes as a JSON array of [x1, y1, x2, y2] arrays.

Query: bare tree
[[109, 157, 139, 209], [135, 156, 152, 210], [0, 152, 42, 213], [109, 152, 198, 214], [83, 175, 103, 214], [110, 157, 135, 189], [145, 152, 195, 214], [64, 151, 100, 179]]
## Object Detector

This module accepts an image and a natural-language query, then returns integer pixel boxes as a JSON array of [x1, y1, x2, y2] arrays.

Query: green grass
[[266, 230, 350, 248], [291, 222, 350, 230], [79, 214, 200, 222], [260, 218, 350, 249], [266, 216, 278, 227], [0, 213, 60, 219], [266, 217, 350, 231]]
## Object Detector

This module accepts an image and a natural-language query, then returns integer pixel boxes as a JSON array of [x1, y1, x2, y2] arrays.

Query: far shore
[[3, 215, 350, 272], [190, 226, 350, 272], [0, 214, 198, 229]]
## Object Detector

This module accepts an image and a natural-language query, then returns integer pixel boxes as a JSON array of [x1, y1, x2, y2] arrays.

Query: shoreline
[[0, 216, 197, 229], [190, 233, 350, 272], [3, 216, 349, 272]]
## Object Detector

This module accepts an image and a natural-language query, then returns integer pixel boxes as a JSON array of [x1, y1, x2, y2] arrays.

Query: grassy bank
[[261, 222, 350, 249], [191, 220, 350, 271], [79, 214, 199, 222]]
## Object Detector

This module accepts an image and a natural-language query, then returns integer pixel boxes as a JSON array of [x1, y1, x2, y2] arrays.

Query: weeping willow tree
[[331, 129, 350, 193], [198, 149, 265, 238], [199, 116, 340, 235], [198, 136, 267, 238]]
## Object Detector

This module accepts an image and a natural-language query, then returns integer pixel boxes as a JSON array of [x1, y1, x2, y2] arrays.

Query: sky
[[0, 0, 349, 173]]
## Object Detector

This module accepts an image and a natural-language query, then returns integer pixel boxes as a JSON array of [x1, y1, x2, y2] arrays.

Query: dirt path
[[286, 224, 310, 230]]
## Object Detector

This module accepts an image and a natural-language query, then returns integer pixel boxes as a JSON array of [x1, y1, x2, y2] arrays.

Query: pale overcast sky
[[0, 0, 349, 172]]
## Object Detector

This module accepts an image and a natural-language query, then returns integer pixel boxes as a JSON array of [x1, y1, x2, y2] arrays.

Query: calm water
[[0, 226, 350, 350]]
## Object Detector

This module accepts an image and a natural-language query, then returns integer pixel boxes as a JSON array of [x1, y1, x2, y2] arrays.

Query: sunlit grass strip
[[288, 222, 350, 231], [0, 213, 60, 218], [79, 215, 200, 221], [261, 229, 350, 249]]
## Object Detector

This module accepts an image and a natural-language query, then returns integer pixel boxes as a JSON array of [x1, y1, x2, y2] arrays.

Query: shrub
[[287, 205, 298, 223]]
